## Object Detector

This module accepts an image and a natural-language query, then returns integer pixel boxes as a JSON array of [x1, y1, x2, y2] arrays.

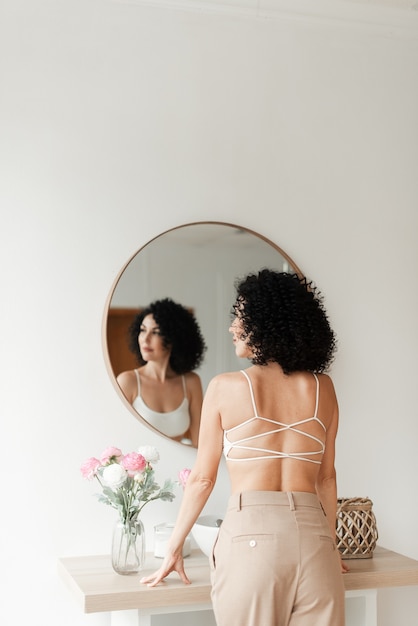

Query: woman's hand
[[140, 553, 191, 587]]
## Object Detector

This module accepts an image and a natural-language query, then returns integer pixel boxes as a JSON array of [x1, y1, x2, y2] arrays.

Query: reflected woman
[[116, 298, 206, 446]]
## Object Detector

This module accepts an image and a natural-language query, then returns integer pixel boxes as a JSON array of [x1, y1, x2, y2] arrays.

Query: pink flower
[[178, 468, 191, 488], [121, 452, 146, 477], [100, 446, 123, 465], [80, 457, 101, 480]]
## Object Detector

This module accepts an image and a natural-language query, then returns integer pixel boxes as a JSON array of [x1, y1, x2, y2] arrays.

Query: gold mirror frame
[[102, 221, 301, 445]]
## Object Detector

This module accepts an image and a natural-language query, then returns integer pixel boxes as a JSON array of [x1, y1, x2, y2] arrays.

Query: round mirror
[[102, 222, 301, 445]]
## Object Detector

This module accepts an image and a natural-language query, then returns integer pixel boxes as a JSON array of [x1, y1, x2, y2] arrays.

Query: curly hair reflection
[[128, 298, 206, 374]]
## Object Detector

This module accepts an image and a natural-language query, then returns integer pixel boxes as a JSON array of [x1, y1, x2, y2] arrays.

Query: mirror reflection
[[116, 298, 207, 447], [103, 222, 300, 446]]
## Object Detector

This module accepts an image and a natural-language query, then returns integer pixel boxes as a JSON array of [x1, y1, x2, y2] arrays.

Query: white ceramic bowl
[[192, 515, 223, 557]]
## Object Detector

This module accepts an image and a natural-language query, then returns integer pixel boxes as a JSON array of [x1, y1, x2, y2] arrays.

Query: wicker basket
[[336, 497, 378, 559]]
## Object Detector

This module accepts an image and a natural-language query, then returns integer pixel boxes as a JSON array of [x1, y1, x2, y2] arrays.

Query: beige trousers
[[210, 491, 345, 626]]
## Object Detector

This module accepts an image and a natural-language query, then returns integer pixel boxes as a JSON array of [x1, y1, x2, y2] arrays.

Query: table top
[[58, 546, 418, 614]]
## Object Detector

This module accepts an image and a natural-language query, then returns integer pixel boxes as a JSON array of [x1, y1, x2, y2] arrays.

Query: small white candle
[[154, 523, 191, 558]]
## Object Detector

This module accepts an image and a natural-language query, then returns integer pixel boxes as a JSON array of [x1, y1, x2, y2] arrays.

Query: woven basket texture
[[336, 497, 378, 559]]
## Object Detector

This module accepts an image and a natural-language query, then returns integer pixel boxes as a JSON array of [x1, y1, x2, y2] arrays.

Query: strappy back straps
[[134, 368, 141, 393], [312, 373, 319, 418], [240, 370, 320, 419], [223, 370, 326, 464], [181, 375, 187, 398], [240, 370, 258, 416]]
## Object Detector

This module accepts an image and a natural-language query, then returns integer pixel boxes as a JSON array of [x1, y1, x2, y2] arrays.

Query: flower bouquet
[[81, 445, 176, 574]]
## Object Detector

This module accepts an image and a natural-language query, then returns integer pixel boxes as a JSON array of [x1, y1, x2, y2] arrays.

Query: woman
[[141, 271, 346, 626], [116, 298, 206, 447]]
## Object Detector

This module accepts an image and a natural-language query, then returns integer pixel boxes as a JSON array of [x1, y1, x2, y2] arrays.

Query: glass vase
[[111, 518, 145, 575]]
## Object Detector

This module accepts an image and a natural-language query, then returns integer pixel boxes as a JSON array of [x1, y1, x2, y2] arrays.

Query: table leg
[[345, 589, 378, 626], [110, 605, 213, 626], [364, 589, 378, 625], [111, 609, 151, 626]]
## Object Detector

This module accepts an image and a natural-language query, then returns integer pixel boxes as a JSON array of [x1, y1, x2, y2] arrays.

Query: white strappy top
[[223, 370, 326, 463], [133, 370, 190, 438]]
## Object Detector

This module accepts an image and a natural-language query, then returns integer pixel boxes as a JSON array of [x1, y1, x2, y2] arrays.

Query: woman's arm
[[140, 376, 224, 587], [315, 376, 348, 573], [186, 372, 204, 447], [116, 370, 137, 405], [315, 387, 339, 538]]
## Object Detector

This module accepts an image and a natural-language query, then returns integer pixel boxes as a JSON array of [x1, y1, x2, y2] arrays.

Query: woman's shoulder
[[286, 370, 335, 397], [290, 372, 337, 412], [184, 370, 202, 388], [184, 370, 200, 380], [208, 370, 247, 390], [116, 368, 138, 383], [290, 370, 334, 385], [314, 371, 335, 392], [116, 368, 139, 403]]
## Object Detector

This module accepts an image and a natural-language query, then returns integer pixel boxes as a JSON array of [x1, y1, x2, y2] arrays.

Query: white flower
[[102, 463, 127, 489], [81, 444, 176, 525], [137, 445, 160, 463], [133, 472, 146, 484]]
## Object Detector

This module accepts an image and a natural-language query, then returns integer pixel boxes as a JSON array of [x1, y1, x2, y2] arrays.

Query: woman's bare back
[[216, 364, 338, 494]]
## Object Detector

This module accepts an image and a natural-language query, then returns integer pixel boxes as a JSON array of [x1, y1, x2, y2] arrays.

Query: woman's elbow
[[188, 472, 216, 496], [316, 468, 337, 492]]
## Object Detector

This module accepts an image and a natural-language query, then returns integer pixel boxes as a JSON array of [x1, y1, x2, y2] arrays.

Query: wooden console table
[[58, 546, 418, 626]]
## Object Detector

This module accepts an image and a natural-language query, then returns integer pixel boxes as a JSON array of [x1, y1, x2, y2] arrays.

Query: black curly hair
[[128, 298, 206, 374], [233, 269, 337, 374]]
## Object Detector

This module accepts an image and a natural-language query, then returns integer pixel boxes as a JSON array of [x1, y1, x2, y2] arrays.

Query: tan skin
[[116, 314, 203, 447], [141, 317, 348, 587]]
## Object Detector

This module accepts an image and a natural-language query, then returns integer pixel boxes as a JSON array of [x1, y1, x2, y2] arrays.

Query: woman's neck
[[140, 360, 175, 383]]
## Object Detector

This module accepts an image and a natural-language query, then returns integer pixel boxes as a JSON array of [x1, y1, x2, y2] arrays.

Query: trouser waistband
[[227, 491, 321, 512]]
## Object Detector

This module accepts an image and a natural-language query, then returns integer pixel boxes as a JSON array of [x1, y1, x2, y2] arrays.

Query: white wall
[[1, 1, 417, 625]]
